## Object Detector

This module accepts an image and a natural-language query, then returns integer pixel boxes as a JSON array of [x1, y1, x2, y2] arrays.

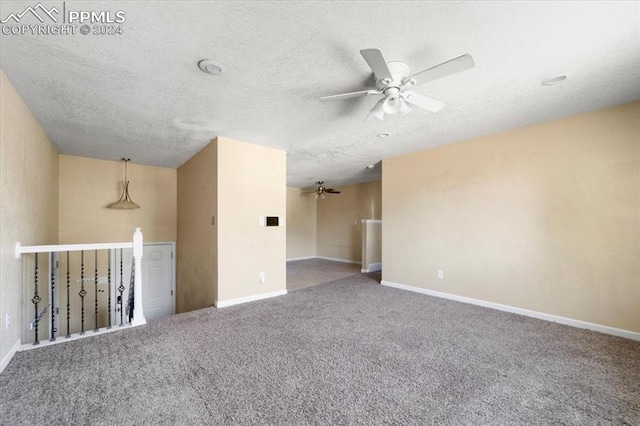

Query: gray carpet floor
[[1, 273, 639, 425], [287, 258, 361, 291]]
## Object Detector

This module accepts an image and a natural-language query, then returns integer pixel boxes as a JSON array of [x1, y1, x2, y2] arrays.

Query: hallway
[[286, 258, 361, 291]]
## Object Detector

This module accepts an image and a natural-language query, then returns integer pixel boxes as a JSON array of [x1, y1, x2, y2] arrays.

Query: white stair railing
[[14, 228, 146, 349]]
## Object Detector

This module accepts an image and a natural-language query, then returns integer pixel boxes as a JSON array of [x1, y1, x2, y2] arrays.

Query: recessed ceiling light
[[198, 59, 224, 76], [541, 75, 567, 86], [377, 132, 390, 138]]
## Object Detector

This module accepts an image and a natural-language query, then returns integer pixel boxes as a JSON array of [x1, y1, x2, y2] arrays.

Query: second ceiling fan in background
[[305, 181, 341, 199]]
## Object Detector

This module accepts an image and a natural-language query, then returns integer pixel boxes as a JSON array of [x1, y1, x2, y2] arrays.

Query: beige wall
[[286, 187, 317, 259], [58, 155, 176, 244], [383, 102, 640, 333], [217, 137, 287, 302], [1, 70, 59, 361], [362, 221, 382, 270], [316, 180, 381, 261], [177, 137, 286, 308], [57, 155, 176, 333], [177, 141, 217, 313]]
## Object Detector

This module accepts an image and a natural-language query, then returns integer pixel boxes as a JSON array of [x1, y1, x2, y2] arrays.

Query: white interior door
[[142, 244, 174, 321], [113, 243, 174, 323]]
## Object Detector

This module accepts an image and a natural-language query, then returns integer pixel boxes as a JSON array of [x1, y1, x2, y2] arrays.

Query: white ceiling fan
[[320, 48, 475, 121]]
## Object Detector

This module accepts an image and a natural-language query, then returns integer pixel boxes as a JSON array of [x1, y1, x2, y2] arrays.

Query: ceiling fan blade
[[360, 49, 393, 80], [326, 188, 340, 193], [320, 90, 379, 102], [407, 54, 475, 87], [402, 91, 445, 112], [364, 98, 386, 122]]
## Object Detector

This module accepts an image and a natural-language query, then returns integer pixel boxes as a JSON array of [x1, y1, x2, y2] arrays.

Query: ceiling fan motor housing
[[376, 62, 411, 93]]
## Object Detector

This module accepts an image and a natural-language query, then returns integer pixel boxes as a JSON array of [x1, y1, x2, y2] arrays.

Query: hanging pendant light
[[108, 158, 140, 209]]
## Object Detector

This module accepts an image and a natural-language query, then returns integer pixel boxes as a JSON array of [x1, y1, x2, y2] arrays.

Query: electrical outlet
[[437, 270, 444, 279], [259, 272, 265, 284], [5, 313, 9, 328]]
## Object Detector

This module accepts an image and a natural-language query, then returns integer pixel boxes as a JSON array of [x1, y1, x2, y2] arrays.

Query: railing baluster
[[17, 229, 145, 345], [107, 249, 112, 329], [66, 251, 70, 338], [50, 252, 56, 342], [94, 250, 99, 332], [32, 253, 41, 345], [128, 260, 135, 322], [118, 248, 125, 326], [79, 250, 86, 335]]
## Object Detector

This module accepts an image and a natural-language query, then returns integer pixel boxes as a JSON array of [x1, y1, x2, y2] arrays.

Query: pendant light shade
[[108, 158, 140, 209]]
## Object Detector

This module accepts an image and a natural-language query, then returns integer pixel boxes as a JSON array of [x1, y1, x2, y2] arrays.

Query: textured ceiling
[[1, 1, 639, 188]]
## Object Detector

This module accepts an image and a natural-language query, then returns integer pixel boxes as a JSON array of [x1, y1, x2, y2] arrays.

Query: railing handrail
[[16, 228, 146, 349], [15, 242, 133, 258]]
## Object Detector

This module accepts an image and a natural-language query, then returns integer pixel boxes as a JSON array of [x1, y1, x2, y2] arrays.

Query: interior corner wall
[[217, 137, 286, 303], [58, 155, 177, 244], [362, 221, 382, 269], [382, 101, 640, 333], [286, 187, 317, 259], [176, 140, 217, 313], [316, 180, 381, 262], [0, 70, 59, 363]]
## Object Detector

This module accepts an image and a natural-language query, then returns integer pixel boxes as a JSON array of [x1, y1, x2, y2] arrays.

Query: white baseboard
[[18, 322, 146, 353], [1, 339, 21, 374], [215, 289, 287, 308], [380, 280, 640, 341], [131, 318, 147, 327], [316, 256, 361, 265], [361, 219, 382, 224], [286, 256, 361, 265], [286, 256, 316, 262], [362, 262, 382, 273]]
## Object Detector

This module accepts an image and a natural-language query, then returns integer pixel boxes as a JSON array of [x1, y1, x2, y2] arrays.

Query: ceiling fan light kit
[[321, 48, 474, 121]]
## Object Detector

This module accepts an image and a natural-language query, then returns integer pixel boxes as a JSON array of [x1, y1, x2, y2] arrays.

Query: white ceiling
[[1, 1, 639, 188]]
